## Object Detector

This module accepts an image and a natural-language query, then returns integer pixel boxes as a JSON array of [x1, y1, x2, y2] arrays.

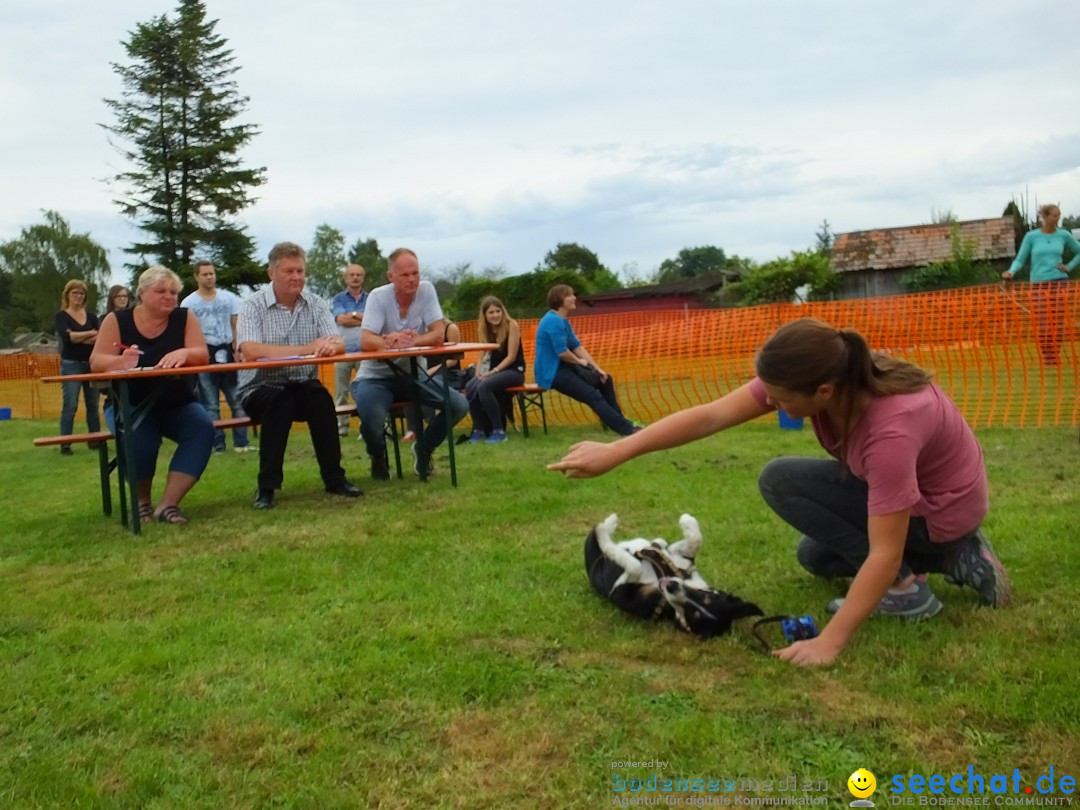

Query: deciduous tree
[[347, 238, 388, 289], [304, 224, 347, 299], [654, 246, 730, 283], [539, 242, 620, 290], [0, 211, 110, 336], [727, 250, 838, 305]]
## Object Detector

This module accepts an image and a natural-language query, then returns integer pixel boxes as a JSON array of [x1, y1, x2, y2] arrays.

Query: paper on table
[[255, 354, 318, 361]]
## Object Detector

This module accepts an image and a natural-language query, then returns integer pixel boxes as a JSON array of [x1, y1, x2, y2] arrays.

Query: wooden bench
[[34, 416, 257, 519], [505, 384, 547, 438], [34, 431, 117, 515]]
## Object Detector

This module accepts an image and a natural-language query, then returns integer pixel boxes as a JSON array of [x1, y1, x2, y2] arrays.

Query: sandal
[[138, 502, 154, 522], [155, 505, 188, 525]]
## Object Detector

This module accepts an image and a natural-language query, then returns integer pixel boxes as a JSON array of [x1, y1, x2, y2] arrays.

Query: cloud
[[2, 0, 1078, 287]]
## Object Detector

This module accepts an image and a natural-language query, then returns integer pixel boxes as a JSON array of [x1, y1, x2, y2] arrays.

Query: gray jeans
[[757, 457, 971, 581], [334, 359, 363, 430]]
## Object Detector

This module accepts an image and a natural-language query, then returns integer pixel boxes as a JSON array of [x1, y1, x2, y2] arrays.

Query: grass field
[[1, 417, 1078, 808]]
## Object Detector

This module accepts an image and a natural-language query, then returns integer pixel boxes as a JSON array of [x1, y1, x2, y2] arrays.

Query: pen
[[114, 341, 145, 355]]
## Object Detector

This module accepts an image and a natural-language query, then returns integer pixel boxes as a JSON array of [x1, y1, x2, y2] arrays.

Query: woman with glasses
[[54, 280, 101, 453], [104, 285, 132, 316], [100, 285, 133, 431]]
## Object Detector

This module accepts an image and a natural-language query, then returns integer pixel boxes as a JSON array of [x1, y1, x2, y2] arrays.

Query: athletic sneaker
[[485, 430, 507, 444], [467, 429, 485, 444], [234, 445, 257, 453], [412, 445, 433, 477], [826, 578, 943, 620], [945, 530, 1011, 607]]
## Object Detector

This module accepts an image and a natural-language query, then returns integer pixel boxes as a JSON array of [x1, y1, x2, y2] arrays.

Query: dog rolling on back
[[584, 513, 762, 638]]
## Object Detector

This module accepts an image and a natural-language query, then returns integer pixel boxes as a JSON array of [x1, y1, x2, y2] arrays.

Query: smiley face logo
[[848, 769, 877, 799]]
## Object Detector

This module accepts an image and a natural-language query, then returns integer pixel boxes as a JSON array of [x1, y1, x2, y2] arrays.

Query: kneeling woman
[[91, 266, 214, 525], [550, 318, 1010, 666], [533, 284, 635, 436]]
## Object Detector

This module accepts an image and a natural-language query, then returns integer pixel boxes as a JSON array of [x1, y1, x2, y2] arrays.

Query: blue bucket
[[777, 409, 804, 430], [0, 407, 11, 420]]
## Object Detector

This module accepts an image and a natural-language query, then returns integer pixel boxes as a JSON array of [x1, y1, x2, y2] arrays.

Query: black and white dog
[[584, 513, 762, 638]]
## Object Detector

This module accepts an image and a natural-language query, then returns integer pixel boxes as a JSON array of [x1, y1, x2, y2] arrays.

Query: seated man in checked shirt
[[236, 241, 363, 509]]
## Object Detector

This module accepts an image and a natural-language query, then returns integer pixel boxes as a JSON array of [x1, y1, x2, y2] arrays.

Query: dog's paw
[[679, 514, 701, 543], [599, 513, 619, 538], [670, 514, 702, 561]]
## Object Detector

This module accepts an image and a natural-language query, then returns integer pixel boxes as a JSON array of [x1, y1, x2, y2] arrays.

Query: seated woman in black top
[[54, 279, 101, 451], [465, 295, 526, 444], [91, 266, 214, 525]]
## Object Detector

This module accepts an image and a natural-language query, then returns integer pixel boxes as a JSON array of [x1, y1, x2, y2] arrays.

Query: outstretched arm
[[1003, 231, 1033, 279], [774, 510, 908, 667], [548, 382, 770, 478]]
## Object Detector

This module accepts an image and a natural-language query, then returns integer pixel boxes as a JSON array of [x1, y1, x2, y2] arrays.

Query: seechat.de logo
[[889, 766, 1076, 802]]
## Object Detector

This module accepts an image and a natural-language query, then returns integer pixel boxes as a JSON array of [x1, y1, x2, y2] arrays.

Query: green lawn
[[1, 418, 1077, 808]]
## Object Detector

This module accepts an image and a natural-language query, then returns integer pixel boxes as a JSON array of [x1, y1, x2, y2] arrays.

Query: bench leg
[[536, 392, 548, 434], [386, 414, 403, 479], [517, 393, 531, 439], [96, 442, 113, 518]]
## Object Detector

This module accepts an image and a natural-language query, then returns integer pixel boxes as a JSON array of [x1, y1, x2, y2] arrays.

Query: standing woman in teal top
[[1001, 204, 1080, 365]]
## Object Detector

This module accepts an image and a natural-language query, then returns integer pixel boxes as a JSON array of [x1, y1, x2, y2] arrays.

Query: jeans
[[352, 373, 468, 460], [129, 401, 214, 482], [551, 362, 634, 436], [757, 457, 970, 581], [334, 359, 363, 431], [60, 358, 101, 436], [1032, 279, 1067, 365], [241, 380, 346, 492], [465, 368, 524, 434], [197, 371, 249, 448]]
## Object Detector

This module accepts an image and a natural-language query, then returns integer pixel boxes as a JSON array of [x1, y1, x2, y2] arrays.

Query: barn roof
[[831, 216, 1016, 273]]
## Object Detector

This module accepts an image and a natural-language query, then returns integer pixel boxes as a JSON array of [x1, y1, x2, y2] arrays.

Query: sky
[[2, 0, 1079, 287]]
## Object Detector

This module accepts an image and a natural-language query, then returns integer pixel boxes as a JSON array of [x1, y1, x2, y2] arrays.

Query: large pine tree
[[102, 0, 265, 287]]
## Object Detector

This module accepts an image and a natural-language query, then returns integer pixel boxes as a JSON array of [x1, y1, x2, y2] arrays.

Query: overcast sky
[[2, 0, 1078, 286]]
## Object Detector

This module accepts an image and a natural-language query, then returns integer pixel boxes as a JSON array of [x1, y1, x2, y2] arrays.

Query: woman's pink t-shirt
[[749, 378, 988, 542]]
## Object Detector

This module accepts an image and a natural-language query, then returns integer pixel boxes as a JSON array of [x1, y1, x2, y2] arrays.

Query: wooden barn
[[576, 276, 729, 315], [831, 216, 1017, 299]]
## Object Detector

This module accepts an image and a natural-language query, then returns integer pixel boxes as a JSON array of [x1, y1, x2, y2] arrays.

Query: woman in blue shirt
[[1001, 204, 1080, 365], [533, 284, 636, 435]]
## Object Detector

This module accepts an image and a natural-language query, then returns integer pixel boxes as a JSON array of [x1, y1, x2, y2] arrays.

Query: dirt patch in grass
[[197, 715, 319, 769], [433, 701, 581, 807]]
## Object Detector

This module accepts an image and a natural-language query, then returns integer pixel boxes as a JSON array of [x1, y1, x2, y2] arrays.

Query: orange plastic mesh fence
[[7, 282, 1078, 429]]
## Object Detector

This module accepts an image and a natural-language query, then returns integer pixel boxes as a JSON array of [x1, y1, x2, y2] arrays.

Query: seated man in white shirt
[[351, 247, 468, 480]]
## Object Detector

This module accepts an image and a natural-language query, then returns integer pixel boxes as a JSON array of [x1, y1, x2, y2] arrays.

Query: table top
[[41, 342, 498, 383]]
